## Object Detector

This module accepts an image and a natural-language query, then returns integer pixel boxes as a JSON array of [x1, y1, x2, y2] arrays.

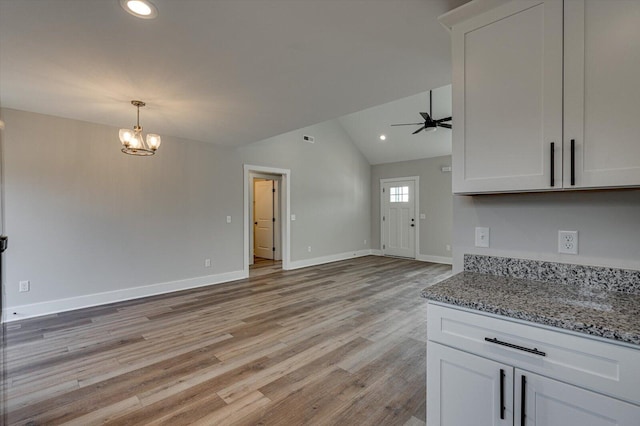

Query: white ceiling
[[0, 0, 468, 148], [338, 84, 451, 164]]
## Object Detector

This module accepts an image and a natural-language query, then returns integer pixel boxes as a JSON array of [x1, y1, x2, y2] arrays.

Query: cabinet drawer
[[427, 303, 640, 405]]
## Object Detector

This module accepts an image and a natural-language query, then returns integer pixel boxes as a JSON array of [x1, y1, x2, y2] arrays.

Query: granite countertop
[[422, 271, 640, 346]]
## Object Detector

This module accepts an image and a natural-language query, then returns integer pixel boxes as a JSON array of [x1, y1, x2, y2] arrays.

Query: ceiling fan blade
[[412, 126, 426, 135], [391, 123, 424, 126], [435, 116, 452, 123], [438, 123, 452, 129], [419, 112, 431, 122]]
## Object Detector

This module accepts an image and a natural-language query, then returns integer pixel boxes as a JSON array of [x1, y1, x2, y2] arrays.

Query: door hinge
[[382, 188, 385, 193], [272, 217, 276, 222], [272, 188, 276, 193], [272, 247, 276, 251], [383, 244, 386, 249], [383, 216, 385, 221]]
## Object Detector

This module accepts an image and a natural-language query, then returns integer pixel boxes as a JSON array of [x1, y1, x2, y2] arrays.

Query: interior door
[[254, 180, 274, 259], [381, 179, 416, 258]]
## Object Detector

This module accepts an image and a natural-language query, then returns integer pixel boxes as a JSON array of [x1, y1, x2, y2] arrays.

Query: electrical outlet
[[226, 216, 232, 224], [446, 244, 451, 252], [364, 239, 367, 246], [558, 230, 578, 254], [19, 280, 30, 292], [475, 227, 490, 248], [205, 258, 211, 267], [307, 246, 312, 253]]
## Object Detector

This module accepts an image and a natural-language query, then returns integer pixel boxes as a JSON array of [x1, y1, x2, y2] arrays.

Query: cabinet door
[[515, 370, 640, 426], [427, 342, 513, 426], [564, 0, 640, 188], [452, 0, 563, 193]]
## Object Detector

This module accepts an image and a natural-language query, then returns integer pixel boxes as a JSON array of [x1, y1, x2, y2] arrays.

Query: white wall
[[1, 108, 370, 319], [371, 156, 452, 262], [453, 190, 640, 273]]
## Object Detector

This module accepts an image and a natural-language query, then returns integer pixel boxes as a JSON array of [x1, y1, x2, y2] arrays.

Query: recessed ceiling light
[[379, 134, 386, 141], [120, 0, 158, 19]]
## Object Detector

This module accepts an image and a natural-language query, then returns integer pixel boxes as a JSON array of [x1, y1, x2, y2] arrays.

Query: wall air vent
[[302, 135, 315, 143]]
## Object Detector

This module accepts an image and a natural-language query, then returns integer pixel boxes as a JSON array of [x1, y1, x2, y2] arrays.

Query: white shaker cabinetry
[[426, 304, 640, 426], [445, 0, 640, 194]]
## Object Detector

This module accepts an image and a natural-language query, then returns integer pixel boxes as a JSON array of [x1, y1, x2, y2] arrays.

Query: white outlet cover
[[226, 216, 232, 223], [475, 227, 490, 248], [419, 213, 426, 220], [19, 280, 30, 292], [558, 230, 578, 254], [291, 214, 296, 221]]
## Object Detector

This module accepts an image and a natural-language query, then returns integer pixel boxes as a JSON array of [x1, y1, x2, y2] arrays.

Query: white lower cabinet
[[515, 370, 640, 426], [428, 342, 513, 425], [426, 304, 640, 426], [428, 342, 640, 426]]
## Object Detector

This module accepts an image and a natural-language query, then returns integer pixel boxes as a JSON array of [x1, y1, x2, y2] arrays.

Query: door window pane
[[390, 186, 409, 203]]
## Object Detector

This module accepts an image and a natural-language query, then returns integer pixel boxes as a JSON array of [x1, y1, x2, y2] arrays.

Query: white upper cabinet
[[445, 0, 640, 194], [564, 0, 640, 189]]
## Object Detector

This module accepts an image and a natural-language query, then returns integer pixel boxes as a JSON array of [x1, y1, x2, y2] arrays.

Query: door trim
[[379, 176, 420, 259], [244, 165, 291, 275]]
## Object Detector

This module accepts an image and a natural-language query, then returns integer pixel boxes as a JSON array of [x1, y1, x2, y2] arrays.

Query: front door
[[254, 180, 274, 259], [381, 179, 416, 258]]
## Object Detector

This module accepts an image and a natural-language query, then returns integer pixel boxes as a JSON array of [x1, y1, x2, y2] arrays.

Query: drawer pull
[[484, 337, 546, 357]]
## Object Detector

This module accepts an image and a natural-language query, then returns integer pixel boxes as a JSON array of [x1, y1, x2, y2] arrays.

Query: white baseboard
[[3, 270, 248, 323], [416, 254, 453, 265], [370, 249, 452, 265], [287, 249, 373, 270]]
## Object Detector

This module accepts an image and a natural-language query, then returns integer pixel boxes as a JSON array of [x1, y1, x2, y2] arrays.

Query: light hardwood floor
[[3, 256, 451, 425]]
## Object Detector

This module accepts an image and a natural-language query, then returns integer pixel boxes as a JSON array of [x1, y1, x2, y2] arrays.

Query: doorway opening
[[252, 175, 281, 265], [380, 176, 420, 259], [243, 165, 291, 277]]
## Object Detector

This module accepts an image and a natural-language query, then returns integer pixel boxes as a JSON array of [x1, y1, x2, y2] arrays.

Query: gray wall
[[453, 190, 640, 273], [371, 156, 453, 260], [240, 120, 371, 261], [2, 108, 370, 312]]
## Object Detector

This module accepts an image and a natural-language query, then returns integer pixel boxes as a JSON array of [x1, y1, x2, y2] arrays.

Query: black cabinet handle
[[484, 337, 546, 356], [571, 139, 576, 186], [500, 369, 505, 420], [521, 375, 526, 426], [550, 142, 555, 187]]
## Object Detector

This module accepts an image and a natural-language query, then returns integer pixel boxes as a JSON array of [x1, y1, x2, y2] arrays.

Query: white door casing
[[380, 177, 418, 259], [243, 165, 290, 276], [254, 180, 274, 259]]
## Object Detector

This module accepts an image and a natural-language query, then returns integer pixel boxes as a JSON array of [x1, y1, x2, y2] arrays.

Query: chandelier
[[119, 100, 161, 156]]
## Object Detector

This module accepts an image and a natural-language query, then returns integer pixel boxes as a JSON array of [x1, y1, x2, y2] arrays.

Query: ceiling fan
[[391, 90, 452, 134]]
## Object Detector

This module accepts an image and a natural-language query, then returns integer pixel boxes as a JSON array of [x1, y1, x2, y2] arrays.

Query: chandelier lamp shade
[[119, 100, 161, 156]]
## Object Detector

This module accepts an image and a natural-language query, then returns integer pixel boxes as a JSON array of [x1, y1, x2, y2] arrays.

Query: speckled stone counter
[[422, 263, 640, 346]]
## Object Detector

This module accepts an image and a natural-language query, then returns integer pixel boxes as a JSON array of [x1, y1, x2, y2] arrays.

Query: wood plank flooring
[[2, 256, 451, 425]]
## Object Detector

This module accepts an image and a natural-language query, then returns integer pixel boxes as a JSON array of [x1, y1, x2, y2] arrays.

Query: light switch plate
[[475, 227, 490, 248], [420, 213, 426, 220], [291, 214, 296, 221]]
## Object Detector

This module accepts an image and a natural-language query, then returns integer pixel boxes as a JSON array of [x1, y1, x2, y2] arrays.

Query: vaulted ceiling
[[0, 0, 467, 148]]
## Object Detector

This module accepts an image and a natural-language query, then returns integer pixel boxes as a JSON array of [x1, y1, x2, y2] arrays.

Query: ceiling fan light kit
[[391, 90, 452, 134], [119, 100, 161, 156]]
